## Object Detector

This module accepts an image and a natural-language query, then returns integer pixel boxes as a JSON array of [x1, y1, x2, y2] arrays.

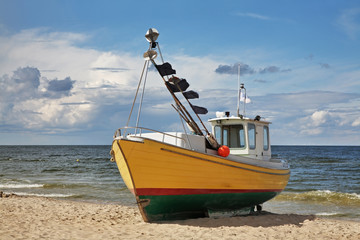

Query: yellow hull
[[112, 138, 289, 191], [112, 137, 290, 221]]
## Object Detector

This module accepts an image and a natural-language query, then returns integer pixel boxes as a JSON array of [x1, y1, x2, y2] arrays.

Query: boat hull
[[138, 191, 278, 221], [112, 138, 290, 222]]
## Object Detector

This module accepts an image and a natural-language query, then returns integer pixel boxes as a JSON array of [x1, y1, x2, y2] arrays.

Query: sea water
[[1, 145, 359, 221], [264, 146, 360, 221], [0, 145, 132, 204]]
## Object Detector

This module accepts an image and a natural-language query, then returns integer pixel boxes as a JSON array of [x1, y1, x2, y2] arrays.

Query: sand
[[1, 193, 359, 240]]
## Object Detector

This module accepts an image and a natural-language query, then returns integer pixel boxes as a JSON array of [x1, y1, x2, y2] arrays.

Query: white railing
[[113, 126, 187, 146]]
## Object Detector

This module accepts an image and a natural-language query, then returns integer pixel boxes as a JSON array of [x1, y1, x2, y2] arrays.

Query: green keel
[[138, 191, 278, 222]]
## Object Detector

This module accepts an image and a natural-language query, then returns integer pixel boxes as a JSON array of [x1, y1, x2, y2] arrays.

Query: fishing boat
[[110, 28, 290, 222]]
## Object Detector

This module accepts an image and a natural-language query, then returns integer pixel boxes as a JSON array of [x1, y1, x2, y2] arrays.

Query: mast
[[144, 28, 219, 149]]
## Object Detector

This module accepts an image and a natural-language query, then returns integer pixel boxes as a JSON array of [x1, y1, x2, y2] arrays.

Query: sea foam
[[274, 190, 360, 206], [0, 184, 44, 189], [2, 191, 74, 198]]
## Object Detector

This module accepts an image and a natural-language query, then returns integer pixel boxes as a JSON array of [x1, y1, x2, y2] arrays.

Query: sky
[[0, 0, 359, 145]]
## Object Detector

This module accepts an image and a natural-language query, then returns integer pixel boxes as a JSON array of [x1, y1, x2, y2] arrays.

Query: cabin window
[[214, 125, 245, 148], [229, 125, 245, 148], [214, 125, 221, 144], [263, 126, 269, 151], [248, 123, 256, 149], [223, 128, 229, 146]]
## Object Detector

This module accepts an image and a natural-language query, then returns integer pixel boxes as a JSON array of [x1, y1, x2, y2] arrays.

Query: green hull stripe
[[138, 191, 278, 221]]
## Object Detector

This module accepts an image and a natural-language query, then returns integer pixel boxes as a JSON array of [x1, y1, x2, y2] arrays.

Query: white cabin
[[208, 112, 271, 161]]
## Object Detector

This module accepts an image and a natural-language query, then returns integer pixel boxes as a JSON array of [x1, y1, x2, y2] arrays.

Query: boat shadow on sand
[[163, 212, 316, 228]]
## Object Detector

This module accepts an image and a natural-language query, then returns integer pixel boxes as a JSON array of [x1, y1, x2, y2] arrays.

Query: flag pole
[[237, 64, 241, 117], [243, 85, 246, 116]]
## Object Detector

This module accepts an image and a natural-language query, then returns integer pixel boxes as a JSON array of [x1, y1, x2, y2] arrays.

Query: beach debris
[[0, 191, 17, 198]]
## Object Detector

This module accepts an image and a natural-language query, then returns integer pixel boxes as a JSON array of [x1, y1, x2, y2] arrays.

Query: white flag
[[240, 92, 251, 103]]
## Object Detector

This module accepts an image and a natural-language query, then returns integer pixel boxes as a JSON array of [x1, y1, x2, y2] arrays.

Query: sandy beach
[[1, 193, 359, 240]]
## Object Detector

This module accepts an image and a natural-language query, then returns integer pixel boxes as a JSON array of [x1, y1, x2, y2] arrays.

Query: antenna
[[237, 64, 241, 117]]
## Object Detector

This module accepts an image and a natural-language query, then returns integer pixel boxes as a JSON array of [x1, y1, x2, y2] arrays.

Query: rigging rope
[[125, 60, 149, 135], [135, 60, 150, 134]]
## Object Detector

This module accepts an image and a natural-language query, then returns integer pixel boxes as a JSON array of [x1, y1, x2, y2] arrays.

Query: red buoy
[[218, 145, 230, 157]]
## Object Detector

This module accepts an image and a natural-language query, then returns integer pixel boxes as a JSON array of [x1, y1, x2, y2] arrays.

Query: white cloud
[[352, 117, 360, 127], [295, 110, 329, 136], [331, 69, 360, 92], [168, 55, 226, 89], [0, 28, 143, 88], [310, 110, 329, 127], [245, 91, 360, 143], [0, 67, 94, 131], [337, 8, 360, 40], [0, 29, 145, 135], [1, 28, 360, 145], [300, 128, 323, 136], [236, 12, 272, 21]]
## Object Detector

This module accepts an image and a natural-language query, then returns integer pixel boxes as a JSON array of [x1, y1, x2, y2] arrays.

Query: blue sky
[[0, 0, 359, 145]]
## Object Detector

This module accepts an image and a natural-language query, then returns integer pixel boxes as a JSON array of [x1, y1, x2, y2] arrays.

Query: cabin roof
[[208, 116, 271, 125]]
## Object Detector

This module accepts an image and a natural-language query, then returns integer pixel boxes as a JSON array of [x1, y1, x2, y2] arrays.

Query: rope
[[135, 60, 150, 134], [125, 60, 149, 135]]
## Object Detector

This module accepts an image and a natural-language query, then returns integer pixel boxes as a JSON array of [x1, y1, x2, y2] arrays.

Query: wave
[[274, 190, 360, 206], [315, 212, 360, 221], [41, 168, 63, 173], [1, 191, 74, 198], [0, 184, 44, 189], [315, 212, 340, 216], [43, 183, 89, 189]]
